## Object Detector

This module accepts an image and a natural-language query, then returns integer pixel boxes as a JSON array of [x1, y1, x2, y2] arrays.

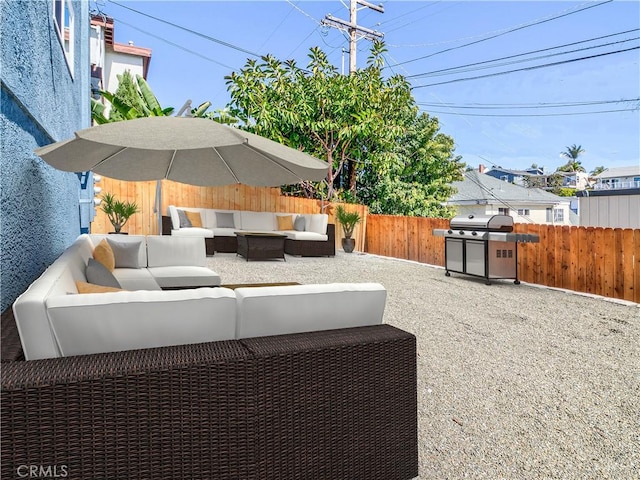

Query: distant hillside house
[[90, 15, 152, 115], [485, 165, 589, 191], [447, 171, 575, 225], [483, 165, 544, 186], [593, 166, 640, 191]]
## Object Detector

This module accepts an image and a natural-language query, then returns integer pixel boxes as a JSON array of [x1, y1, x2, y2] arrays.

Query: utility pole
[[321, 0, 384, 74]]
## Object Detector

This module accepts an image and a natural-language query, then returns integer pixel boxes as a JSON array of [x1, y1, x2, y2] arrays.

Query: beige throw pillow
[[277, 215, 294, 231], [76, 281, 123, 294], [185, 210, 203, 227], [93, 239, 115, 272]]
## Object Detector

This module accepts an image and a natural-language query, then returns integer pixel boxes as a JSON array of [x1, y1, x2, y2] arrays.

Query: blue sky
[[96, 0, 640, 174]]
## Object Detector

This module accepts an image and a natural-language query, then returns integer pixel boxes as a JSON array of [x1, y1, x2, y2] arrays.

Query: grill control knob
[[447, 229, 453, 234], [471, 231, 478, 236], [459, 230, 465, 235]]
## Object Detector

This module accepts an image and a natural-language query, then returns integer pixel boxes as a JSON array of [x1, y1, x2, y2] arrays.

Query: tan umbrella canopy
[[35, 116, 328, 186]]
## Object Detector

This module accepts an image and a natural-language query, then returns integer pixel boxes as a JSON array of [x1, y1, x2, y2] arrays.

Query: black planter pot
[[342, 237, 355, 253]]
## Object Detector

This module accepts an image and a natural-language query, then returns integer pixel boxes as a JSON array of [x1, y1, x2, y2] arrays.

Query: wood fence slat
[[614, 228, 625, 300], [603, 228, 615, 299], [634, 230, 640, 304]]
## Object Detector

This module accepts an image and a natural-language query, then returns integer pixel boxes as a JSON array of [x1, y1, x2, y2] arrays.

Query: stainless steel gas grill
[[432, 214, 539, 285]]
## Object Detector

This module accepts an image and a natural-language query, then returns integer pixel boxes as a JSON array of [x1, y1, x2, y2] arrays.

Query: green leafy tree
[[225, 42, 415, 202], [359, 113, 463, 217], [225, 42, 460, 215], [590, 165, 606, 176], [91, 72, 175, 124]]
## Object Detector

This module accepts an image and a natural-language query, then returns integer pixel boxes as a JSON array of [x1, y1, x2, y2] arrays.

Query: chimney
[[478, 164, 486, 173]]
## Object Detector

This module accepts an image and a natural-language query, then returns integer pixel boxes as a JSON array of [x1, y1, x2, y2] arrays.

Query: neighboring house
[[90, 14, 152, 114], [483, 165, 544, 186], [577, 166, 640, 228], [446, 170, 575, 225], [1, 0, 91, 311], [592, 165, 640, 191]]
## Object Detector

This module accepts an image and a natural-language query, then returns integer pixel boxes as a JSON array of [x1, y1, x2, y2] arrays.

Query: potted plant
[[100, 193, 139, 234], [335, 205, 362, 253]]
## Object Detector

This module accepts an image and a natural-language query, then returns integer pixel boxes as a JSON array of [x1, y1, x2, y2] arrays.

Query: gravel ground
[[208, 251, 640, 480]]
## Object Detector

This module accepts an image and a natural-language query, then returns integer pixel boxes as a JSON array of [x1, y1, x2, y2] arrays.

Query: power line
[[111, 16, 236, 71], [424, 108, 638, 117], [416, 98, 640, 109], [411, 46, 640, 89], [407, 29, 639, 78], [387, 0, 613, 68], [107, 0, 261, 58]]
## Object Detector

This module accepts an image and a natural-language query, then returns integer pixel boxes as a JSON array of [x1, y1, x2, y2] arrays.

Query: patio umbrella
[[34, 116, 328, 186], [34, 116, 328, 233]]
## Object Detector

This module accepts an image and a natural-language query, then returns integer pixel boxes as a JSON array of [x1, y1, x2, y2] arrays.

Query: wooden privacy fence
[[365, 215, 640, 304], [93, 177, 368, 252]]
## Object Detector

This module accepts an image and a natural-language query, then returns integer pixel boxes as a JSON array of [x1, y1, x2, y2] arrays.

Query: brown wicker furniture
[[236, 232, 287, 262], [285, 222, 336, 257], [1, 304, 417, 480]]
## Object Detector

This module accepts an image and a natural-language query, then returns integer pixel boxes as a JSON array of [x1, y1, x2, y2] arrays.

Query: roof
[[486, 167, 542, 176], [595, 165, 640, 179], [448, 170, 569, 205]]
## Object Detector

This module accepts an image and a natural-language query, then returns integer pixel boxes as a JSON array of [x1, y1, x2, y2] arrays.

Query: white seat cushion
[[112, 268, 161, 291], [148, 266, 221, 288], [171, 228, 214, 238], [235, 283, 387, 339], [212, 227, 238, 237], [47, 288, 237, 357], [279, 230, 328, 241]]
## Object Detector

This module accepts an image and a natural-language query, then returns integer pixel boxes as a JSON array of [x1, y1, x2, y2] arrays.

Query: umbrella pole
[[154, 180, 162, 235]]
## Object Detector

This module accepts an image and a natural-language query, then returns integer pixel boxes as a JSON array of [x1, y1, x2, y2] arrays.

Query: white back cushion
[[47, 288, 237, 357], [307, 214, 328, 234], [168, 205, 180, 230], [235, 283, 386, 339], [13, 235, 95, 360], [146, 235, 206, 267], [240, 211, 276, 231]]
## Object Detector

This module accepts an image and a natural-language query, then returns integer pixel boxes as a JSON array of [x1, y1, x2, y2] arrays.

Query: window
[[53, 0, 74, 74], [517, 209, 530, 216], [498, 208, 509, 215], [547, 208, 564, 223]]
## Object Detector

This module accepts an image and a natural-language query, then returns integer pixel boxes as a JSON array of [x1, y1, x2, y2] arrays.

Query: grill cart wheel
[[514, 280, 520, 285], [445, 271, 451, 277]]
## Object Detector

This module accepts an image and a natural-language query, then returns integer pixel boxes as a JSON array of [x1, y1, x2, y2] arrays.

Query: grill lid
[[449, 214, 514, 232]]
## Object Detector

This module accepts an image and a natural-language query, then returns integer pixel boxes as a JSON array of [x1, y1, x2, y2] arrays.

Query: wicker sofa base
[[1, 322, 417, 479]]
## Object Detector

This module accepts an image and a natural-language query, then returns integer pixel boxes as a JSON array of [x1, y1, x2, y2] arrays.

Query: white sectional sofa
[[13, 234, 222, 359], [166, 205, 336, 256], [12, 234, 385, 360]]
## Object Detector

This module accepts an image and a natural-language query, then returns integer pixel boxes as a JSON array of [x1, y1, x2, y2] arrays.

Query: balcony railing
[[593, 180, 640, 191]]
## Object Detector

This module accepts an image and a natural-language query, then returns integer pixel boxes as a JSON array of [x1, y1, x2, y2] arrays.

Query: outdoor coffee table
[[235, 232, 287, 262]]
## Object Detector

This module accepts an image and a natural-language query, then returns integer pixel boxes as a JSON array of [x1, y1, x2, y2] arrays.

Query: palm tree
[[558, 144, 586, 172], [590, 165, 606, 177]]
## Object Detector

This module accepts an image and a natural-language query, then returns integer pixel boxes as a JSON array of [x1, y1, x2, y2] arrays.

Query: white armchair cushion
[[235, 283, 386, 339], [47, 288, 237, 356], [147, 236, 207, 267]]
